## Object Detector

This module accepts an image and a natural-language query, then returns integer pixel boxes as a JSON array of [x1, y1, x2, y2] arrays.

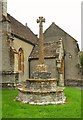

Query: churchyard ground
[[2, 87, 82, 118]]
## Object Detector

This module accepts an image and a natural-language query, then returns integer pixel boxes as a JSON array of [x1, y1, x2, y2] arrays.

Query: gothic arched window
[[18, 48, 24, 72]]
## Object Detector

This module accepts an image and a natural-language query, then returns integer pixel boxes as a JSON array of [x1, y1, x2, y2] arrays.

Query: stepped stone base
[[16, 78, 66, 105], [16, 78, 57, 91], [16, 88, 66, 105]]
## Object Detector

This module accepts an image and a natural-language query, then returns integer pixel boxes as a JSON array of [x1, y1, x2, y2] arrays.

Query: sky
[[7, 0, 82, 50]]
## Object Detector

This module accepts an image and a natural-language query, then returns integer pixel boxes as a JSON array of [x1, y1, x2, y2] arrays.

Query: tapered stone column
[[37, 16, 45, 64], [36, 17, 47, 73]]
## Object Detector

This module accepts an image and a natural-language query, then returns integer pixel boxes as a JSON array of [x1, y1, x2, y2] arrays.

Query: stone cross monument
[[16, 17, 66, 105], [37, 16, 45, 65], [36, 17, 47, 73]]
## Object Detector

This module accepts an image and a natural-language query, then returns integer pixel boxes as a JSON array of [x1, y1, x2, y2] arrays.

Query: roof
[[44, 22, 77, 42], [29, 41, 59, 60], [7, 14, 38, 45]]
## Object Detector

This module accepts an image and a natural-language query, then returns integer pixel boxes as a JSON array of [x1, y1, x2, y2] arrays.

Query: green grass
[[0, 90, 2, 118], [2, 87, 81, 118]]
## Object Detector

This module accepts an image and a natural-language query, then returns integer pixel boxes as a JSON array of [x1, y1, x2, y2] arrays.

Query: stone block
[[32, 71, 51, 79]]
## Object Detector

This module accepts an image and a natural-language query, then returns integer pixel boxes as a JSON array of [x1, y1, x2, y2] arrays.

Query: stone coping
[[18, 87, 65, 93], [26, 78, 57, 82]]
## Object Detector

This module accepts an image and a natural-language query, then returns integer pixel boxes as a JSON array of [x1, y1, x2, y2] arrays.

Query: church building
[[0, 0, 82, 88]]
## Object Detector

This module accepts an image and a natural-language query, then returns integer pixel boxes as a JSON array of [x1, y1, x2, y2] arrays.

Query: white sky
[[7, 0, 82, 50]]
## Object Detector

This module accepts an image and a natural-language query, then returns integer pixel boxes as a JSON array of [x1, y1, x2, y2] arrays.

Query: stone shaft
[[37, 16, 45, 64]]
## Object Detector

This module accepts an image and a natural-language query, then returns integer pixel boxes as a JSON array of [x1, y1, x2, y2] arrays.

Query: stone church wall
[[13, 37, 33, 82], [65, 79, 83, 87], [64, 34, 81, 80], [2, 21, 13, 72], [44, 24, 82, 81], [1, 20, 16, 86], [2, 72, 19, 88], [0, 0, 16, 87]]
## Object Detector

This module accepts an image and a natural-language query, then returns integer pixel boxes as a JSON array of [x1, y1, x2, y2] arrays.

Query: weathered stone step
[[26, 78, 57, 81], [18, 87, 64, 93]]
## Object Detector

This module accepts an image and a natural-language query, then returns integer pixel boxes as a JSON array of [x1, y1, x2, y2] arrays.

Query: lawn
[[2, 87, 81, 118]]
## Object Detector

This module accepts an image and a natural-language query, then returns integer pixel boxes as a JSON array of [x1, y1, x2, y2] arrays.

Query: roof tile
[[29, 41, 59, 59]]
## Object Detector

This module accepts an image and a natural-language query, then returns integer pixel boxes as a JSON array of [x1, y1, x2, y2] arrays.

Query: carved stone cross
[[37, 16, 45, 65]]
